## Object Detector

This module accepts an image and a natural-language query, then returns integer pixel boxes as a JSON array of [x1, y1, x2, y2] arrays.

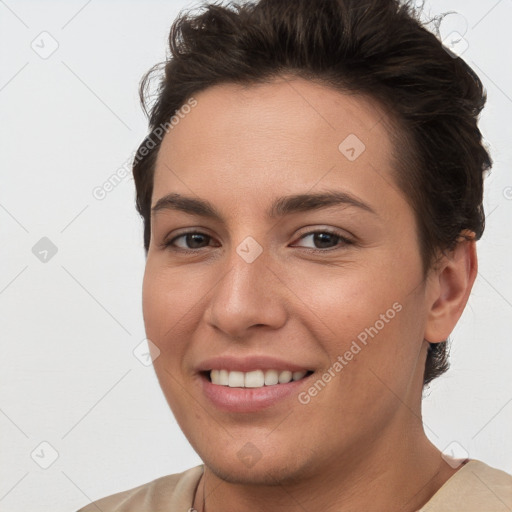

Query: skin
[[142, 76, 477, 512]]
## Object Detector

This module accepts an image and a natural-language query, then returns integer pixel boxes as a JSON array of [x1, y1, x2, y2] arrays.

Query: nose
[[205, 243, 288, 340]]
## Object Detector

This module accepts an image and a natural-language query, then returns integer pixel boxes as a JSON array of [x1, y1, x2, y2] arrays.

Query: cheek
[[297, 263, 424, 379], [292, 267, 400, 339], [141, 263, 193, 356], [298, 296, 425, 441], [141, 267, 197, 415], [142, 266, 166, 339]]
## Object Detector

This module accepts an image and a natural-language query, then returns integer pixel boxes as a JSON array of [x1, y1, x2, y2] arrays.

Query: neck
[[195, 418, 460, 512]]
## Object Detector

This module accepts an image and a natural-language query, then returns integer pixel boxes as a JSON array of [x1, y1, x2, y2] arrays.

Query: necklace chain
[[202, 471, 206, 512], [193, 471, 206, 512]]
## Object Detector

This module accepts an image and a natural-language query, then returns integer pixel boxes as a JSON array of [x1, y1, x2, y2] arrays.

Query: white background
[[0, 1, 511, 510]]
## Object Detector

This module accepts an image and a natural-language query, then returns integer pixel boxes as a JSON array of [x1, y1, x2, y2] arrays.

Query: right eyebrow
[[151, 193, 223, 221]]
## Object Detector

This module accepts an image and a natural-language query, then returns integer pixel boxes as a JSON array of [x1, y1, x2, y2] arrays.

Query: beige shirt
[[76, 459, 512, 511]]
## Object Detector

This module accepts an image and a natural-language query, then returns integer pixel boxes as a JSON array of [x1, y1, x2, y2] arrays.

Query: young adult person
[[77, 0, 512, 510]]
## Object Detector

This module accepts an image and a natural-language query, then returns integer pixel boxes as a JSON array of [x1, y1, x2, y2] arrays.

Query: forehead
[[152, 77, 403, 217], [158, 77, 394, 157]]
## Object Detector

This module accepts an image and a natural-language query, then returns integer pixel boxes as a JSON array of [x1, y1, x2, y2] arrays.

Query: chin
[[200, 445, 314, 487]]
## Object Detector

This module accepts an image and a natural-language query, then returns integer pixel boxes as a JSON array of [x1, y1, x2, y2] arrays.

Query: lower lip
[[200, 373, 312, 413]]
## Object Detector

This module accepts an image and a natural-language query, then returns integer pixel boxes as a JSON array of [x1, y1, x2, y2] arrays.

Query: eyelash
[[161, 229, 354, 254]]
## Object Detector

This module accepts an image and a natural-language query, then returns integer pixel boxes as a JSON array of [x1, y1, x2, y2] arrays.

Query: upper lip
[[195, 355, 313, 373]]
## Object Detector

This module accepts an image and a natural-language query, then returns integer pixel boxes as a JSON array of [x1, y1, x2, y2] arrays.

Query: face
[[142, 77, 434, 485]]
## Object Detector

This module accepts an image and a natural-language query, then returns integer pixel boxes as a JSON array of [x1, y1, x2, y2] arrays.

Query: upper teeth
[[210, 369, 308, 388]]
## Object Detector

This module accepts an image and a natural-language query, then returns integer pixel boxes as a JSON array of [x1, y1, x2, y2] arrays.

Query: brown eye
[[165, 232, 214, 250], [294, 230, 353, 251]]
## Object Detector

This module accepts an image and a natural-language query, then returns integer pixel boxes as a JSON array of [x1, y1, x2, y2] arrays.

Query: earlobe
[[424, 232, 478, 344]]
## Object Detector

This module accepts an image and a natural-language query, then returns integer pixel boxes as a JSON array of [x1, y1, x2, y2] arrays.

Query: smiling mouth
[[202, 369, 314, 388]]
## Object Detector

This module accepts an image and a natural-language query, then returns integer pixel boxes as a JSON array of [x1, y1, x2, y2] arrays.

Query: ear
[[424, 231, 478, 344]]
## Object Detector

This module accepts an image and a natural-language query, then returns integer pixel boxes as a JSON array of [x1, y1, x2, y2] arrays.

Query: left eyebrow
[[267, 191, 378, 218]]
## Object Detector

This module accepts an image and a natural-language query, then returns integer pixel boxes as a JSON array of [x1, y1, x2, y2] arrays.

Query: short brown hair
[[132, 0, 491, 386]]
